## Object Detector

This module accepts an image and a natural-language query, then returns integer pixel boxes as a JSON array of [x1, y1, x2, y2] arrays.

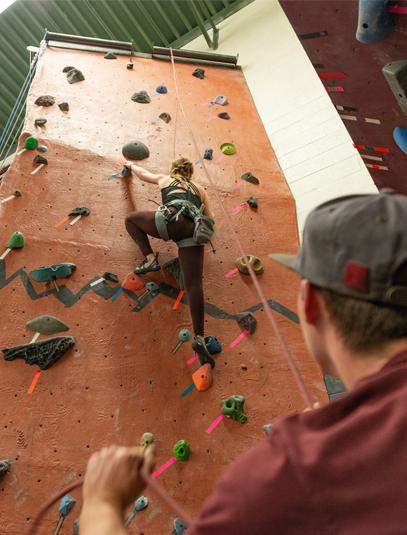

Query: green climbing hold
[[220, 142, 236, 155], [6, 231, 24, 249], [235, 255, 264, 275], [26, 315, 69, 335], [172, 439, 190, 461], [24, 137, 38, 150], [221, 395, 247, 423]]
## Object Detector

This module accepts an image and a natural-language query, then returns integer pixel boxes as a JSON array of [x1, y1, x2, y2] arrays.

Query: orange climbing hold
[[192, 363, 213, 392], [122, 273, 145, 292]]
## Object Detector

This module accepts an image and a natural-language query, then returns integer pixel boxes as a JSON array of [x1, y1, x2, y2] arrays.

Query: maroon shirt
[[188, 352, 407, 534]]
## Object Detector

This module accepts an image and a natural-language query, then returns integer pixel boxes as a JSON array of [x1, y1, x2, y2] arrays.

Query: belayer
[[123, 157, 216, 369]]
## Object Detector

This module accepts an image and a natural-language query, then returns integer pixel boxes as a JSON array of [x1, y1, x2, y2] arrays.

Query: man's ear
[[301, 279, 320, 326]]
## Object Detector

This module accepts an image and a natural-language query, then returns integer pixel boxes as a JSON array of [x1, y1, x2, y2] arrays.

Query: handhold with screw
[[0, 231, 24, 260], [34, 118, 47, 128], [17, 136, 38, 155], [172, 328, 191, 353], [221, 395, 247, 423], [140, 432, 155, 449], [53, 494, 76, 535], [125, 495, 149, 527], [138, 281, 160, 301], [172, 439, 190, 461], [31, 155, 48, 175], [172, 518, 188, 534], [1, 190, 22, 204], [203, 148, 213, 160], [236, 312, 257, 335], [0, 459, 10, 477]]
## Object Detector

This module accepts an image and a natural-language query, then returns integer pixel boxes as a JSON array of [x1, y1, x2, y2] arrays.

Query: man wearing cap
[[80, 191, 407, 534]]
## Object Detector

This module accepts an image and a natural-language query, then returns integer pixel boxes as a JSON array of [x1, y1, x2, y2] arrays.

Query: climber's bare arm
[[124, 162, 167, 185]]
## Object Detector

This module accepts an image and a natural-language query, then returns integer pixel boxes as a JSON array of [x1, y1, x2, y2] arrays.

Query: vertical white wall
[[185, 0, 377, 234]]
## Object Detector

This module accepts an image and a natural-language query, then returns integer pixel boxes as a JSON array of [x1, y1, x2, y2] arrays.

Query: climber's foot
[[134, 256, 161, 275], [192, 335, 215, 368]]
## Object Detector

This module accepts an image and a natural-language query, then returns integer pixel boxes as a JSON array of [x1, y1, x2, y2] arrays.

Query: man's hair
[[318, 287, 407, 352], [170, 157, 194, 184]]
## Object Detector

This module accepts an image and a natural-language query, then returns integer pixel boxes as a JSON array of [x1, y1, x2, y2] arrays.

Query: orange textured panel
[[0, 47, 326, 534]]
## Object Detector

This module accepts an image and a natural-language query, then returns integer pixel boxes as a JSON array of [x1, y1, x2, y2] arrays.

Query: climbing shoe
[[192, 335, 215, 368], [134, 255, 161, 275]]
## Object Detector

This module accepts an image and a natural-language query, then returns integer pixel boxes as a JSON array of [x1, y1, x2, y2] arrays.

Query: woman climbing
[[124, 157, 215, 369]]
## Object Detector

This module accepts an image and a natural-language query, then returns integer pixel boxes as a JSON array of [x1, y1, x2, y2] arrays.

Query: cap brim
[[268, 253, 299, 272]]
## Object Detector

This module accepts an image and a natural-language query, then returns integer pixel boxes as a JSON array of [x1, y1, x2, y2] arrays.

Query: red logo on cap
[[344, 261, 370, 293]]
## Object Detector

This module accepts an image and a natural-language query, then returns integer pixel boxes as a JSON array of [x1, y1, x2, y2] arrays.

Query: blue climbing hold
[[59, 494, 76, 517], [205, 336, 222, 355], [393, 127, 407, 155], [156, 85, 168, 94], [173, 518, 188, 534], [356, 0, 394, 44]]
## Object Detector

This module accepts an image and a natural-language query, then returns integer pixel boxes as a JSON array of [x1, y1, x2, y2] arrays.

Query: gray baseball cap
[[269, 190, 407, 307]]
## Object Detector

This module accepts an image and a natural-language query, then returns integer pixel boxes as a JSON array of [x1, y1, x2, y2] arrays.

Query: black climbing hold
[[156, 85, 168, 94], [236, 312, 257, 334], [122, 140, 150, 160], [2, 336, 76, 370], [247, 196, 258, 209], [34, 118, 47, 127], [159, 112, 171, 123], [204, 148, 213, 160], [33, 155, 48, 165], [356, 0, 395, 44], [103, 272, 119, 283], [65, 68, 85, 84], [192, 68, 205, 79], [127, 62, 134, 70], [35, 95, 55, 107], [30, 263, 76, 282], [104, 52, 117, 59], [131, 90, 151, 103], [163, 257, 184, 290], [0, 460, 10, 478], [26, 315, 69, 335], [241, 172, 259, 185], [62, 66, 75, 73], [13, 190, 22, 197], [58, 102, 69, 112], [108, 166, 132, 180], [205, 335, 222, 355], [382, 60, 407, 115], [218, 112, 230, 120], [69, 206, 90, 216]]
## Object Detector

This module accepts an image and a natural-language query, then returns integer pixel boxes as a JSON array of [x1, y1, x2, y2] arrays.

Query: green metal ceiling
[[0, 0, 252, 134]]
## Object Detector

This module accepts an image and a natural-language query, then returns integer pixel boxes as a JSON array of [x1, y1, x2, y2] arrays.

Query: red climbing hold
[[122, 273, 145, 292]]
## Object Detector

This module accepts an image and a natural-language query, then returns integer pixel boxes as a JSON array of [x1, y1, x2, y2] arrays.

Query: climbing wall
[[280, 0, 407, 194], [0, 46, 326, 534]]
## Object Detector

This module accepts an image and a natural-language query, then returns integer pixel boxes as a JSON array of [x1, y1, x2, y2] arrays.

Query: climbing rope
[[168, 48, 313, 408]]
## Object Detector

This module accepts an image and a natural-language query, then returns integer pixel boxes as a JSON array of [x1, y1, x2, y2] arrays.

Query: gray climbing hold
[[104, 51, 117, 59], [34, 118, 47, 127], [2, 336, 76, 370], [214, 95, 228, 105], [0, 459, 10, 477], [240, 363, 248, 371], [263, 423, 273, 435], [30, 263, 76, 282], [13, 190, 22, 198], [26, 315, 69, 335], [58, 102, 69, 112], [159, 112, 171, 123], [37, 145, 48, 152], [35, 95, 55, 107], [204, 148, 213, 160], [356, 0, 395, 44], [62, 66, 75, 73], [383, 60, 407, 115], [103, 272, 119, 282], [68, 206, 90, 216], [172, 518, 188, 534], [122, 140, 150, 160], [247, 196, 258, 208], [135, 496, 149, 511], [131, 90, 151, 103], [66, 68, 85, 84], [127, 62, 134, 70]]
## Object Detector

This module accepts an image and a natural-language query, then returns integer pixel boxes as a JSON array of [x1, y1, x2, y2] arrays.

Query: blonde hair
[[170, 157, 194, 184]]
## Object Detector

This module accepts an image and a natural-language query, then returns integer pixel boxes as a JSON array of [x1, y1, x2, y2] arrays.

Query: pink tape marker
[[152, 456, 177, 479], [229, 329, 249, 349], [225, 267, 238, 278], [187, 354, 198, 366], [325, 86, 344, 93], [232, 202, 248, 214], [214, 154, 224, 164], [389, 5, 407, 14], [206, 414, 225, 434]]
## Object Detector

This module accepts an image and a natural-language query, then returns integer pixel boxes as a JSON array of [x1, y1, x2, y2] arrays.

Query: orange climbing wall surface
[[0, 46, 327, 534]]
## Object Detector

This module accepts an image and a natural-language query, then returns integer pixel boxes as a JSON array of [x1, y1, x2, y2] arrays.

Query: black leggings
[[125, 210, 205, 336]]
